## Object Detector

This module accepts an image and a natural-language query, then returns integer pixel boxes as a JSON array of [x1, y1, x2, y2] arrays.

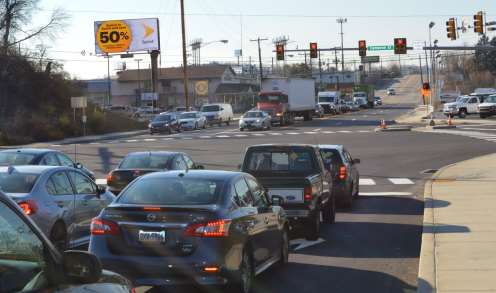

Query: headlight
[[256, 119, 261, 123], [148, 123, 152, 128], [165, 124, 169, 127], [276, 113, 282, 117]]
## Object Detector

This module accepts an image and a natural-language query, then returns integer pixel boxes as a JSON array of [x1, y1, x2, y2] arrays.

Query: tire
[[203, 122, 207, 129], [50, 222, 67, 252], [353, 180, 360, 198], [305, 211, 321, 241], [279, 116, 285, 126], [168, 127, 172, 135], [459, 109, 467, 119], [267, 123, 271, 130], [228, 249, 254, 293], [342, 184, 354, 209], [240, 128, 244, 131], [277, 229, 289, 267], [480, 114, 488, 119], [226, 118, 231, 126], [323, 196, 336, 224]]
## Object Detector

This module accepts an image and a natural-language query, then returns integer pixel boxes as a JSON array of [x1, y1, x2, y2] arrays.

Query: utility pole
[[337, 18, 347, 72], [180, 0, 190, 108], [250, 37, 269, 89], [106, 54, 112, 106], [334, 49, 339, 72], [135, 59, 143, 107], [318, 50, 323, 90]]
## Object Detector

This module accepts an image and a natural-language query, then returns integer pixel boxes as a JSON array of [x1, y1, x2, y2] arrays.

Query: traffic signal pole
[[250, 38, 269, 90]]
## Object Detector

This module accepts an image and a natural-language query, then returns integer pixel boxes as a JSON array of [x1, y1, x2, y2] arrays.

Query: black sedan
[[0, 189, 132, 293], [319, 145, 360, 208], [0, 148, 95, 180], [149, 113, 182, 134], [90, 170, 289, 293], [106, 151, 204, 195]]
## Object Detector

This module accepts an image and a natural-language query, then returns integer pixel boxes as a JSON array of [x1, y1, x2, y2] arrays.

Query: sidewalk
[[418, 153, 496, 293], [49, 129, 148, 145]]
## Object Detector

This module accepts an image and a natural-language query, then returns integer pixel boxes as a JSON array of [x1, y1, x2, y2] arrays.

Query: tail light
[[339, 165, 347, 180], [106, 172, 114, 185], [91, 218, 120, 235], [18, 201, 37, 215], [185, 220, 231, 237], [304, 185, 313, 202], [203, 266, 220, 273]]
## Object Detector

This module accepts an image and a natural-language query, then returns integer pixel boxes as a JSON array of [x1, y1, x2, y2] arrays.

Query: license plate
[[138, 230, 166, 243], [268, 189, 304, 202]]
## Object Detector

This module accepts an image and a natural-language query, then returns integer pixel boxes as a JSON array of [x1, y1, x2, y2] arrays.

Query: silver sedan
[[0, 165, 115, 251], [239, 110, 272, 131], [179, 111, 207, 130]]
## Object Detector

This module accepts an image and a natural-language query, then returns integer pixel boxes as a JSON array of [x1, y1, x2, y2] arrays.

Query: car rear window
[[246, 150, 316, 173], [118, 177, 223, 205], [0, 173, 39, 193], [201, 105, 220, 112], [0, 153, 36, 166], [320, 149, 343, 166], [119, 154, 173, 169]]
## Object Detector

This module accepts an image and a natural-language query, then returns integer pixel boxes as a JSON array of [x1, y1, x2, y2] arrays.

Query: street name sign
[[367, 45, 394, 51]]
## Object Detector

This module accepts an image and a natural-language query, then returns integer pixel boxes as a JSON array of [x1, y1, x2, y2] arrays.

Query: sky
[[25, 0, 496, 79]]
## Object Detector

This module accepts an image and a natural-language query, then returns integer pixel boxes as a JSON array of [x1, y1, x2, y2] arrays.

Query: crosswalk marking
[[388, 178, 414, 185], [252, 133, 266, 136], [322, 131, 335, 134], [199, 136, 212, 139], [304, 132, 317, 134], [269, 133, 282, 136], [126, 139, 137, 142], [338, 130, 352, 133], [235, 134, 248, 137], [287, 132, 300, 135], [144, 139, 156, 142], [216, 135, 230, 138], [359, 178, 376, 186]]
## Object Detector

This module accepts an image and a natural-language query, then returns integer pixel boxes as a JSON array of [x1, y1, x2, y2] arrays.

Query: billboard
[[94, 18, 160, 55]]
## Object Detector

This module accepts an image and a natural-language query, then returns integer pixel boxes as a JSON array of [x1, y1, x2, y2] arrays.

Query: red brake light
[[91, 218, 120, 235], [203, 266, 220, 273], [304, 186, 313, 202], [18, 201, 37, 215], [143, 206, 161, 211], [339, 166, 347, 180], [185, 220, 231, 237], [106, 172, 114, 185]]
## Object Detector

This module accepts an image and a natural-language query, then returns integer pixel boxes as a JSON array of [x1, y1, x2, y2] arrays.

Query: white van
[[200, 103, 234, 126], [318, 91, 340, 114]]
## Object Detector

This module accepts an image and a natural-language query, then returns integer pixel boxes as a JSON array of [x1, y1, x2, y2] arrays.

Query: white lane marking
[[235, 134, 248, 137], [95, 179, 107, 185], [89, 142, 100, 145], [50, 144, 62, 147], [304, 132, 317, 134], [313, 128, 322, 132], [199, 136, 212, 139], [181, 137, 193, 140], [322, 131, 335, 134], [126, 139, 138, 142], [459, 127, 496, 131], [216, 135, 230, 138], [144, 139, 156, 142], [388, 178, 415, 185], [287, 132, 300, 135], [290, 238, 326, 251], [358, 130, 372, 133], [162, 138, 174, 141], [337, 130, 352, 133], [252, 133, 266, 136], [352, 118, 357, 121], [360, 192, 413, 196], [269, 133, 282, 136], [359, 178, 376, 186]]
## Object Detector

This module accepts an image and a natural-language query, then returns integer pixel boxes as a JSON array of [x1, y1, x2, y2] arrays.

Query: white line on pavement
[[287, 132, 300, 135], [252, 133, 266, 136], [388, 178, 415, 185], [269, 133, 282, 136], [304, 132, 317, 134], [144, 139, 156, 142], [181, 137, 193, 140], [359, 178, 376, 186], [313, 128, 322, 132], [359, 192, 413, 196], [290, 238, 326, 251], [162, 138, 174, 141], [235, 134, 248, 137], [50, 144, 62, 147], [322, 131, 335, 134], [126, 139, 138, 142], [216, 135, 230, 138], [199, 136, 212, 139], [358, 130, 372, 133], [338, 130, 352, 133]]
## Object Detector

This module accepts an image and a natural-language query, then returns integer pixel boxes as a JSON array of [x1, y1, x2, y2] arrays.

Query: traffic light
[[276, 44, 285, 61], [446, 18, 457, 40], [474, 11, 484, 34], [422, 82, 431, 90], [310, 42, 318, 59], [358, 40, 367, 57], [394, 38, 407, 55]]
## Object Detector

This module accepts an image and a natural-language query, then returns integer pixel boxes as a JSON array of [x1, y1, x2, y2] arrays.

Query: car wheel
[[240, 128, 244, 131], [195, 122, 198, 130], [277, 228, 289, 267], [50, 222, 67, 252], [229, 249, 254, 293], [168, 127, 172, 135], [459, 109, 467, 118], [353, 180, 360, 198], [267, 122, 271, 130], [480, 114, 488, 119], [342, 184, 354, 209], [226, 118, 231, 126], [203, 122, 207, 129], [305, 210, 321, 241]]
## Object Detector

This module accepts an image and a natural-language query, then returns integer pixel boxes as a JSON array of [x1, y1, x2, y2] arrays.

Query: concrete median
[[418, 153, 496, 293]]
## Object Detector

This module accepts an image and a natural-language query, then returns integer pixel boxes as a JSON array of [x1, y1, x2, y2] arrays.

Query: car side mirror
[[195, 164, 205, 170], [271, 195, 285, 206], [96, 185, 106, 197], [74, 162, 83, 169], [63, 251, 102, 284], [352, 158, 361, 164]]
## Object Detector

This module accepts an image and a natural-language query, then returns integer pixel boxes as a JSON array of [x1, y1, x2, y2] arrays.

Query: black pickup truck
[[241, 144, 335, 240]]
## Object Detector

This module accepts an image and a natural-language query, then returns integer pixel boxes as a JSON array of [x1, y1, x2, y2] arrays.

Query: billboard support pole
[[150, 50, 159, 108]]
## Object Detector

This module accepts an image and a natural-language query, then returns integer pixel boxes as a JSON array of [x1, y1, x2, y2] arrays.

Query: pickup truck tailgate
[[257, 176, 317, 204], [267, 188, 304, 203]]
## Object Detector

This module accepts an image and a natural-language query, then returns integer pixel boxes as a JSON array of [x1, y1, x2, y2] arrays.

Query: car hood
[[179, 118, 196, 123], [201, 111, 218, 116], [479, 102, 496, 107], [444, 102, 459, 107], [241, 117, 262, 122], [151, 121, 170, 126]]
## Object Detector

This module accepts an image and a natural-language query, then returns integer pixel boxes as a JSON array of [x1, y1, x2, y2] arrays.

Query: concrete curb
[[426, 125, 457, 130], [374, 126, 412, 132], [53, 130, 148, 145]]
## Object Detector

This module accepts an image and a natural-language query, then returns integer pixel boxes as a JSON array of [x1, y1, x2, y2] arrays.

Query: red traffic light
[[358, 40, 366, 57], [276, 44, 285, 61], [394, 38, 407, 54], [310, 42, 318, 58]]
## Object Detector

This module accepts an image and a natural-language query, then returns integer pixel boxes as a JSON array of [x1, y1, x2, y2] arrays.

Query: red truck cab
[[257, 92, 291, 125]]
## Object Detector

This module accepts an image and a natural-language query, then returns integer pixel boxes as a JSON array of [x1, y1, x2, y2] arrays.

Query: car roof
[[141, 170, 243, 181], [247, 144, 317, 149], [318, 144, 344, 151], [181, 111, 199, 114], [0, 165, 65, 174], [0, 148, 55, 155], [125, 151, 182, 157]]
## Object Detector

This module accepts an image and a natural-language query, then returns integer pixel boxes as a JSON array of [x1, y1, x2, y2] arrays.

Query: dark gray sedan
[[90, 170, 289, 293], [0, 165, 115, 250]]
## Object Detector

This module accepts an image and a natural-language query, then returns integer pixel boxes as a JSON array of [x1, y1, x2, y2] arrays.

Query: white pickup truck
[[443, 96, 480, 118]]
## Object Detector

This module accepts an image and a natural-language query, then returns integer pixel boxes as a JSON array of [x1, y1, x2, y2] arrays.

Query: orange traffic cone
[[380, 119, 387, 129], [447, 115, 453, 126]]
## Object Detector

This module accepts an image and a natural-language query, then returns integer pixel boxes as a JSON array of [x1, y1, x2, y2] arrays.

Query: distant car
[[174, 106, 196, 113], [314, 104, 325, 118], [200, 103, 234, 126], [0, 189, 132, 293], [479, 95, 496, 118], [0, 148, 95, 180], [0, 165, 115, 250], [148, 113, 182, 134], [319, 145, 360, 208], [106, 151, 204, 195], [354, 97, 368, 109], [346, 101, 360, 112], [90, 170, 289, 293], [239, 110, 272, 131], [179, 111, 207, 130], [387, 88, 396, 95], [374, 96, 383, 106]]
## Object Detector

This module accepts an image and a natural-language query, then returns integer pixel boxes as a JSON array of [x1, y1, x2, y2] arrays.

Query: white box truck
[[257, 78, 316, 125]]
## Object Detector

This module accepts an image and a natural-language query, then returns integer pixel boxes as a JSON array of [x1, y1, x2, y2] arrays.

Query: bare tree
[[0, 0, 68, 53]]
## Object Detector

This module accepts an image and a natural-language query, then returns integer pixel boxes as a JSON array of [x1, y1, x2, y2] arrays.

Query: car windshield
[[153, 115, 172, 122], [201, 105, 220, 112], [0, 153, 36, 166], [319, 96, 336, 103], [119, 154, 173, 169], [118, 177, 223, 205], [485, 96, 496, 103], [354, 93, 366, 98], [246, 150, 316, 173], [460, 97, 470, 103], [258, 95, 289, 103], [244, 112, 263, 118], [180, 113, 197, 119], [0, 172, 39, 193]]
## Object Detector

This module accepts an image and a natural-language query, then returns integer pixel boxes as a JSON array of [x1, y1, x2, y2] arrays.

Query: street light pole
[[180, 0, 190, 108], [135, 58, 143, 107], [250, 37, 268, 90], [106, 54, 112, 107], [337, 18, 347, 72]]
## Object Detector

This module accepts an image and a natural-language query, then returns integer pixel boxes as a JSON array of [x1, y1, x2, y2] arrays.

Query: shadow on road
[[97, 147, 114, 173], [342, 196, 424, 216]]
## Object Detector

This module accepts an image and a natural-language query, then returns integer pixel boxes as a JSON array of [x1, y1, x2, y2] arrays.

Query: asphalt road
[[31, 75, 496, 293]]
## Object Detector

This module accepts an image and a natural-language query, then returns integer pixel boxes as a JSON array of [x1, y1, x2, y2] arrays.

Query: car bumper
[[479, 108, 496, 114], [443, 109, 458, 115], [149, 126, 171, 133], [240, 123, 263, 129]]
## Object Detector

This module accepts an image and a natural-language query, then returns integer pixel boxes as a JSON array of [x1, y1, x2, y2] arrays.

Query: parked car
[[148, 113, 182, 134], [314, 104, 325, 118], [478, 95, 496, 118], [319, 145, 360, 208], [0, 189, 132, 293], [106, 151, 204, 195], [387, 88, 396, 95], [0, 165, 115, 250], [179, 111, 207, 130], [443, 96, 480, 118], [200, 103, 234, 126], [374, 96, 383, 106], [239, 110, 272, 131], [0, 148, 95, 180], [347, 101, 360, 112], [241, 144, 335, 240], [90, 170, 289, 293]]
